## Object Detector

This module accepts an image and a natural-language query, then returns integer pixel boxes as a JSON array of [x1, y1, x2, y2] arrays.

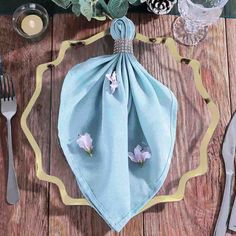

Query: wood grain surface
[[0, 16, 52, 236], [0, 13, 236, 236]]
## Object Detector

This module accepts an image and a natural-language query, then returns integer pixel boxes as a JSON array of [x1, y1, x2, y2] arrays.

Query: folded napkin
[[58, 17, 178, 231]]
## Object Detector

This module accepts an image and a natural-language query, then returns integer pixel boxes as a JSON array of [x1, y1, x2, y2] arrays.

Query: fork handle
[[6, 119, 20, 204]]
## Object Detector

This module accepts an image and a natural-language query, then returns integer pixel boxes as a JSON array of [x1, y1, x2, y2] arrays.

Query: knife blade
[[229, 198, 236, 231], [0, 56, 3, 76], [214, 113, 236, 236]]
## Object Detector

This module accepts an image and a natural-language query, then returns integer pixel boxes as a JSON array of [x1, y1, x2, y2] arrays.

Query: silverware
[[229, 198, 236, 231], [0, 56, 3, 75], [0, 72, 20, 204], [214, 113, 236, 236]]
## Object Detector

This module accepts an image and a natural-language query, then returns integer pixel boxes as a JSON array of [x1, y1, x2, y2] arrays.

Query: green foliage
[[80, 0, 93, 20], [108, 0, 129, 18], [72, 3, 81, 16], [97, 0, 109, 14], [128, 0, 141, 5], [51, 0, 142, 20], [52, 0, 72, 8]]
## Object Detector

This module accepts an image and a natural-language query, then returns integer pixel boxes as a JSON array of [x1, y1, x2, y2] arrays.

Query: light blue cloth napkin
[[58, 17, 178, 232]]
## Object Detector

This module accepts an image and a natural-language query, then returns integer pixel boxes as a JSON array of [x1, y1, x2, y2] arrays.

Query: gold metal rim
[[20, 30, 220, 212]]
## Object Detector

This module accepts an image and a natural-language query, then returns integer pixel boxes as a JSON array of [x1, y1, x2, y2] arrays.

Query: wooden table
[[0, 13, 236, 236]]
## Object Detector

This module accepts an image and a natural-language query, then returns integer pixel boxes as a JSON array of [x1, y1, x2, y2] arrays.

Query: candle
[[21, 14, 43, 36]]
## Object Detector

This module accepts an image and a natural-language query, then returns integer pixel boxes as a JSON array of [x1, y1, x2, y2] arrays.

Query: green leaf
[[80, 0, 93, 21], [128, 0, 141, 5], [72, 3, 81, 16], [51, 0, 72, 8], [97, 0, 109, 12], [90, 2, 107, 20], [108, 0, 129, 18]]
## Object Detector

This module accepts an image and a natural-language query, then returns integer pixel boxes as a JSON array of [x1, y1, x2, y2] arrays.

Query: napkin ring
[[113, 39, 133, 54]]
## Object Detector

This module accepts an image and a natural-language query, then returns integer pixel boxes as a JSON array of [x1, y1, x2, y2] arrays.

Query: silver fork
[[0, 74, 20, 204]]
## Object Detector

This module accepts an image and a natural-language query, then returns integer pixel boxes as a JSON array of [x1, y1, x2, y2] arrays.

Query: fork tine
[[6, 75, 15, 99], [2, 74, 7, 100], [0, 75, 15, 100], [9, 76, 15, 98], [6, 75, 11, 100]]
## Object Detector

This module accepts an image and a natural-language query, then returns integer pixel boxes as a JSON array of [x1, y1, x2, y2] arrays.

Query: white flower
[[106, 71, 118, 94], [128, 145, 151, 166], [76, 133, 93, 157]]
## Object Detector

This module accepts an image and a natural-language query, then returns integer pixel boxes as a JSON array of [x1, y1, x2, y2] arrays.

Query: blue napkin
[[58, 17, 178, 231]]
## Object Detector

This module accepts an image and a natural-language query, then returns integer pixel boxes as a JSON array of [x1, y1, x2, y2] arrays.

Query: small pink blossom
[[76, 133, 93, 157], [106, 71, 118, 94], [128, 145, 151, 166]]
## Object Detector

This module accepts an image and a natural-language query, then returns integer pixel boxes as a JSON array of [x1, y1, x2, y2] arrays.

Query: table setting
[[0, 0, 236, 235]]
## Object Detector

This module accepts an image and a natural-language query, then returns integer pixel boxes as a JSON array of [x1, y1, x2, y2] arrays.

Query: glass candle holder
[[12, 3, 49, 41]]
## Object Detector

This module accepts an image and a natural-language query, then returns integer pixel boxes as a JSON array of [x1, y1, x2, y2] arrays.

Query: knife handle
[[229, 196, 236, 231], [214, 173, 233, 236]]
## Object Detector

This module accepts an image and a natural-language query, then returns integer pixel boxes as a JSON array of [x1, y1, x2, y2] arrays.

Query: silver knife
[[229, 199, 236, 231], [214, 113, 236, 236], [0, 56, 3, 75]]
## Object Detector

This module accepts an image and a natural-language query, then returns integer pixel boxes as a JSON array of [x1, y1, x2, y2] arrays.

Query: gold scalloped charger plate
[[20, 30, 220, 212]]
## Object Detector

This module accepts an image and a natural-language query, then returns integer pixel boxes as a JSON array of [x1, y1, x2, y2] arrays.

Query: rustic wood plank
[[139, 15, 231, 236], [225, 18, 236, 236], [50, 14, 111, 236], [49, 13, 143, 236], [0, 16, 52, 236], [226, 19, 236, 112]]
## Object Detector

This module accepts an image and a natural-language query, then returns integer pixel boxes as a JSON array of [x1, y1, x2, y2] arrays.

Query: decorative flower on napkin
[[106, 71, 118, 94], [128, 145, 151, 166], [76, 133, 93, 157]]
